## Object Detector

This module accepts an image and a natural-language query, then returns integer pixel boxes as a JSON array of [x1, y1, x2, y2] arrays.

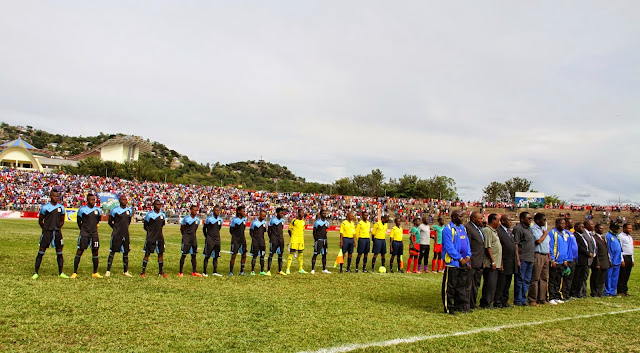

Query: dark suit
[[590, 233, 610, 297], [571, 230, 595, 298], [495, 225, 516, 307], [465, 222, 485, 310]]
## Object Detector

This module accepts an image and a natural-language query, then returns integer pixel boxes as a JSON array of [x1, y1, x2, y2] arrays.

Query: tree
[[504, 177, 533, 203], [482, 181, 509, 202], [545, 195, 565, 205]]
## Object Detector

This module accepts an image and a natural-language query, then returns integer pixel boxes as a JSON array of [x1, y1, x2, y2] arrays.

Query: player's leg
[[142, 252, 150, 276], [90, 237, 101, 277], [321, 240, 329, 273], [190, 245, 198, 275], [73, 249, 84, 277], [203, 243, 210, 276], [251, 252, 257, 275], [311, 240, 318, 273], [297, 248, 305, 273], [277, 245, 284, 274], [362, 240, 369, 272], [54, 231, 67, 277], [179, 254, 186, 276], [286, 248, 295, 274], [267, 243, 274, 273], [239, 245, 247, 275], [213, 245, 221, 276], [259, 249, 266, 274], [346, 239, 354, 272]]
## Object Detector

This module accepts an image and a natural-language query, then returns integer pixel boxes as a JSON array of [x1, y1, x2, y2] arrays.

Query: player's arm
[[339, 221, 345, 247], [108, 210, 115, 228], [312, 224, 318, 240], [77, 210, 83, 229], [288, 220, 293, 237], [38, 211, 45, 229], [143, 216, 149, 231], [442, 227, 462, 263], [203, 221, 208, 239], [59, 207, 65, 228]]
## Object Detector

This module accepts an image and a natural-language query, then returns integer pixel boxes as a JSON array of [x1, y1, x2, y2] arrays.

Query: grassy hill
[[0, 122, 326, 192]]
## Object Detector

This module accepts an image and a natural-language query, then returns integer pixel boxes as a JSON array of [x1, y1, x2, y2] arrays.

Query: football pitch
[[0, 219, 638, 352]]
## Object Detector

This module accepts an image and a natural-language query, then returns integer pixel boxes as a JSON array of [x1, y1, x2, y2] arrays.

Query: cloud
[[0, 1, 639, 204]]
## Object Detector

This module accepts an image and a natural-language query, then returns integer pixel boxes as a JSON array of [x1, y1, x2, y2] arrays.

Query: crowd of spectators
[[1, 170, 637, 224]]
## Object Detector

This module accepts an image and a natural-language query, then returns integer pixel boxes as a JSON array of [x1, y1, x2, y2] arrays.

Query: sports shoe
[[322, 269, 331, 274], [279, 271, 287, 276], [159, 273, 168, 278], [202, 273, 209, 277], [362, 269, 368, 273], [141, 273, 146, 278], [355, 269, 359, 273], [70, 273, 78, 279], [104, 271, 111, 277], [285, 269, 291, 275], [31, 273, 39, 280], [345, 269, 351, 273], [59, 273, 70, 279], [260, 271, 268, 276], [299, 269, 307, 274], [178, 272, 184, 278], [250, 271, 256, 276], [228, 272, 233, 277], [239, 272, 247, 276], [123, 272, 133, 277], [92, 273, 103, 279], [191, 272, 203, 277], [213, 273, 222, 277], [416, 271, 422, 274], [311, 270, 316, 274], [556, 299, 564, 304], [549, 300, 558, 305], [266, 271, 272, 276], [398, 269, 404, 273]]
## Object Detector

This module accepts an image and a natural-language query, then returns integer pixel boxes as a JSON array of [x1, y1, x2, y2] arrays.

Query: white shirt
[[418, 224, 430, 245], [618, 232, 635, 262]]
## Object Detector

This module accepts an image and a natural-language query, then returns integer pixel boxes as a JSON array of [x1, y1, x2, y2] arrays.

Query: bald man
[[464, 211, 485, 310]]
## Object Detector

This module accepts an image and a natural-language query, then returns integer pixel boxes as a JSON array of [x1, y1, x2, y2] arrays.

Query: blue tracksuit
[[605, 232, 623, 296], [442, 222, 471, 267], [565, 230, 578, 262], [549, 228, 569, 264]]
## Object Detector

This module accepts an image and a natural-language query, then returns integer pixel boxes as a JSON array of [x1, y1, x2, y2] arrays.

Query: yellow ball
[[378, 266, 386, 273]]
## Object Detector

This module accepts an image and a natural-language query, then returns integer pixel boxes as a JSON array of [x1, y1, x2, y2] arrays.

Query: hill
[[0, 122, 318, 192]]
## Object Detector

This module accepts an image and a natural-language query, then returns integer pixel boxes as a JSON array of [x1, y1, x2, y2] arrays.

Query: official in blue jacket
[[548, 218, 569, 304], [441, 210, 472, 315], [604, 222, 625, 296]]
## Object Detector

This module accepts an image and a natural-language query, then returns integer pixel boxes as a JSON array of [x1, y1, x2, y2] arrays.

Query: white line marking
[[299, 307, 640, 353]]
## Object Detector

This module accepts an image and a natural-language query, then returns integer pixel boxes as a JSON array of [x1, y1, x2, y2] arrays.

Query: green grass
[[0, 219, 638, 352]]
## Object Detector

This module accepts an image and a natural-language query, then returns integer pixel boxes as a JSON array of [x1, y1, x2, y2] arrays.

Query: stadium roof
[[69, 135, 152, 160], [1, 137, 35, 149]]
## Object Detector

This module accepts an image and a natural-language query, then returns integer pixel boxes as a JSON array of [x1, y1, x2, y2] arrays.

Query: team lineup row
[[32, 191, 444, 279]]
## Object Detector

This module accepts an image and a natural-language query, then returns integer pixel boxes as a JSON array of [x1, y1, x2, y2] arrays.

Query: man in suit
[[590, 223, 609, 297], [580, 220, 597, 297], [571, 221, 595, 298], [495, 214, 518, 308], [465, 211, 485, 310]]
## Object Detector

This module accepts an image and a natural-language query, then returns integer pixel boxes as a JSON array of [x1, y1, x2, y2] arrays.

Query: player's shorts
[[143, 240, 165, 254], [230, 241, 246, 255], [181, 240, 198, 255], [269, 241, 284, 255], [357, 238, 371, 254], [203, 239, 221, 258], [110, 234, 130, 253], [290, 241, 304, 251], [77, 234, 99, 250], [433, 243, 442, 254], [314, 239, 328, 255], [250, 244, 266, 257], [40, 230, 63, 249], [342, 237, 355, 255], [372, 238, 387, 255], [391, 240, 404, 256], [409, 243, 420, 257]]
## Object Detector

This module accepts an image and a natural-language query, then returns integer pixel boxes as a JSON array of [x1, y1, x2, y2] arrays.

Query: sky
[[1, 1, 639, 204]]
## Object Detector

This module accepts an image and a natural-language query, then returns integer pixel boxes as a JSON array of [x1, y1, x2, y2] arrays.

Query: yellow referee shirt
[[290, 218, 306, 243], [340, 220, 355, 238], [355, 220, 371, 241], [390, 226, 403, 242], [372, 221, 388, 240]]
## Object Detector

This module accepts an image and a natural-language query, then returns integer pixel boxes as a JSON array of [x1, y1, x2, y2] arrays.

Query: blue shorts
[[372, 239, 387, 255], [342, 238, 355, 255], [357, 238, 371, 254], [391, 240, 403, 256]]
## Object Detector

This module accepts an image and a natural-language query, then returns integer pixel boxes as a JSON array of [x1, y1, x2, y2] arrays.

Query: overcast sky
[[1, 1, 638, 204]]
